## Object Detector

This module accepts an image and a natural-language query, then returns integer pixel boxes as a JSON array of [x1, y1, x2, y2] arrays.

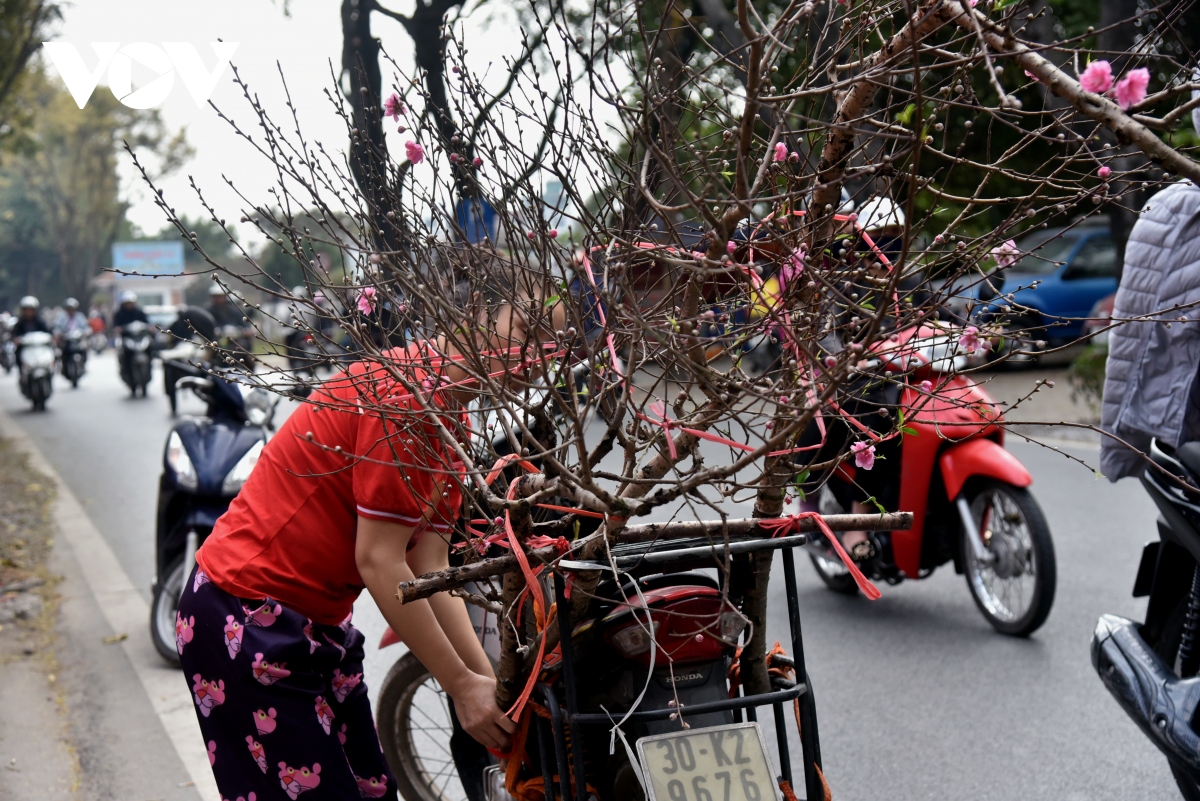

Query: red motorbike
[[806, 322, 1057, 636]]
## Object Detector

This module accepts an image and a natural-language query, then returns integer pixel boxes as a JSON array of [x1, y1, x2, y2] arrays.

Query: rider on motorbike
[[792, 197, 916, 561], [112, 290, 149, 332], [56, 297, 89, 336], [12, 296, 50, 365]]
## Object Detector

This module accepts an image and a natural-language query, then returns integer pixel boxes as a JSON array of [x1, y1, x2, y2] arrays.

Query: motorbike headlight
[[222, 439, 264, 495], [166, 431, 198, 490]]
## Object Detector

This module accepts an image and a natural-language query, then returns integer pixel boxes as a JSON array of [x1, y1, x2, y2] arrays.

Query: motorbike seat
[[1179, 442, 1200, 483]]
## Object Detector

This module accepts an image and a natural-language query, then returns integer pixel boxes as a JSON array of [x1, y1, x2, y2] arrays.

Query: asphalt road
[[0, 351, 1179, 800]]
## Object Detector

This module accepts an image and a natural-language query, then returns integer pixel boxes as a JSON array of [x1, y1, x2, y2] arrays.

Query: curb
[[0, 408, 218, 801]]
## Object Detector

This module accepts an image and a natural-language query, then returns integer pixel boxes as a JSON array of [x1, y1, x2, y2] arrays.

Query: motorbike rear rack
[[539, 532, 826, 801]]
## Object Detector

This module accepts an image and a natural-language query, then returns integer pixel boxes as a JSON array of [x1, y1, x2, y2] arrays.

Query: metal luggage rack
[[537, 531, 827, 801]]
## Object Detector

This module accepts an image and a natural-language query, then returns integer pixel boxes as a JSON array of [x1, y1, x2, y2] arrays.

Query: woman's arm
[[356, 515, 514, 749], [406, 528, 495, 679]]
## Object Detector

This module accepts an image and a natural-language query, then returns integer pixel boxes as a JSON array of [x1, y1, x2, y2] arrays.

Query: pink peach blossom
[[958, 325, 991, 356], [1098, 165, 1112, 179], [1079, 60, 1113, 95], [383, 93, 405, 121], [356, 287, 377, 315], [919, 380, 933, 393], [404, 140, 424, 164], [990, 239, 1020, 268], [773, 142, 788, 162], [1114, 68, 1150, 109], [850, 441, 876, 471]]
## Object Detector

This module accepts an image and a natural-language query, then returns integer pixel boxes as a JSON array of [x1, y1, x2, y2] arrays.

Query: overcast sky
[[51, 0, 542, 245]]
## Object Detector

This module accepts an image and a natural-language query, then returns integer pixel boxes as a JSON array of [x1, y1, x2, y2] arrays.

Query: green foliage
[[1068, 342, 1108, 410], [0, 65, 190, 306], [0, 0, 60, 150]]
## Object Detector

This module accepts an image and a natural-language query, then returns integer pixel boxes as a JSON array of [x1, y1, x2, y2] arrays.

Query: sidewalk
[[0, 411, 210, 801], [0, 439, 77, 801]]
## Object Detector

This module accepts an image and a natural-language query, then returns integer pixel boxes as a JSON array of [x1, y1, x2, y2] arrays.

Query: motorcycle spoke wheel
[[963, 480, 1056, 637], [377, 652, 469, 801], [808, 487, 859, 593], [149, 556, 185, 666]]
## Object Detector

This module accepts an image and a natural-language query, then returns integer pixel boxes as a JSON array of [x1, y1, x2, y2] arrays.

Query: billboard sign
[[112, 241, 186, 278]]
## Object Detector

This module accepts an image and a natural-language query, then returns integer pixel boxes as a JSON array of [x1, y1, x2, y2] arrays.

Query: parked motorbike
[[0, 316, 15, 374], [1093, 439, 1200, 800], [119, 320, 153, 397], [149, 373, 279, 665], [16, 331, 55, 411], [369, 363, 813, 801], [806, 323, 1057, 636], [60, 329, 87, 388], [377, 563, 786, 801]]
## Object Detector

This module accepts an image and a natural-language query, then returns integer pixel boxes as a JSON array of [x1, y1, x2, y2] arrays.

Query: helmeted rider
[[56, 297, 90, 336], [112, 290, 149, 332], [791, 194, 919, 562], [12, 296, 50, 371], [206, 283, 256, 329]]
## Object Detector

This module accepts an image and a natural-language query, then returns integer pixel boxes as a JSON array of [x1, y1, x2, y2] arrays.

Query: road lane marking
[[0, 409, 218, 801]]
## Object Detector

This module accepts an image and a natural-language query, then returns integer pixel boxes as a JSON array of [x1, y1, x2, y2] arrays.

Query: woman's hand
[[357, 516, 514, 749], [447, 671, 516, 751]]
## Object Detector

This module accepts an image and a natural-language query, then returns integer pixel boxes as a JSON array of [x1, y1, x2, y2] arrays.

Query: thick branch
[[397, 513, 913, 603], [951, 0, 1200, 183]]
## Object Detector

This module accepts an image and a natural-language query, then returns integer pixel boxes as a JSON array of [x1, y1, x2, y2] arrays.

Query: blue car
[[976, 219, 1118, 348]]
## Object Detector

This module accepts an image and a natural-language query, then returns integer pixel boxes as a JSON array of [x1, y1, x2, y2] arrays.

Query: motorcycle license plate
[[636, 723, 777, 801]]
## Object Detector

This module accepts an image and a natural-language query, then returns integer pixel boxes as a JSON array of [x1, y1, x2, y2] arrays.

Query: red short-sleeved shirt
[[196, 343, 466, 624]]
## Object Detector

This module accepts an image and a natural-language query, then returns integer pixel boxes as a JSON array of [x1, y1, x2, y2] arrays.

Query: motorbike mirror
[[177, 376, 213, 395]]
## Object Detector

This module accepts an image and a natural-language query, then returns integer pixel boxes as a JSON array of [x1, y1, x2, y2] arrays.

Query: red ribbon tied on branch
[[758, 512, 882, 600]]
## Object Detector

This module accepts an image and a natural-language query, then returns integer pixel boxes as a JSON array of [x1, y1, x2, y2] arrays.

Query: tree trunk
[[342, 0, 403, 252]]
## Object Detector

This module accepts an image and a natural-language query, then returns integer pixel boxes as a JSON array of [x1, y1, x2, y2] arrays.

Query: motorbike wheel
[[808, 487, 860, 594], [962, 479, 1056, 637], [32, 376, 50, 411], [809, 553, 857, 594], [149, 555, 186, 667], [377, 651, 470, 801]]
